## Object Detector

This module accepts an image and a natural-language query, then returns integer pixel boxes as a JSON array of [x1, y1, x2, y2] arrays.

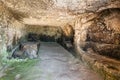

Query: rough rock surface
[[0, 1, 24, 57], [1, 0, 120, 26], [74, 8, 120, 80], [74, 8, 120, 60], [2, 0, 120, 14]]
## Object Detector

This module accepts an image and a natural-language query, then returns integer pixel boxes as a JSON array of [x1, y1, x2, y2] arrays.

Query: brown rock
[[74, 8, 120, 60], [20, 42, 40, 59]]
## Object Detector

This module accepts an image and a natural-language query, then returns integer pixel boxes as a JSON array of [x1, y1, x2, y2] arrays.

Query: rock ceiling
[[1, 0, 120, 26]]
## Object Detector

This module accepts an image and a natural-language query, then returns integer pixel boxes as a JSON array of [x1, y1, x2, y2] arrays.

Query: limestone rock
[[20, 42, 40, 59], [12, 42, 40, 59], [74, 8, 120, 60]]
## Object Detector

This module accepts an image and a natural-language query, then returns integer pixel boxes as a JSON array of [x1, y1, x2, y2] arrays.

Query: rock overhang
[[1, 0, 120, 26]]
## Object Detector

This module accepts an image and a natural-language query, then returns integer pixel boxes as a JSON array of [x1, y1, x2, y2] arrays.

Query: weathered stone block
[[12, 42, 40, 59], [20, 42, 40, 59]]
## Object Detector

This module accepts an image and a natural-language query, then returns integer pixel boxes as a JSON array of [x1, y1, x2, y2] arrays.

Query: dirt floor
[[1, 42, 103, 80]]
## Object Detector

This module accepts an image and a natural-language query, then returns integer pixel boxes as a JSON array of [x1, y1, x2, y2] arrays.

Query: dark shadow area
[[27, 32, 76, 56]]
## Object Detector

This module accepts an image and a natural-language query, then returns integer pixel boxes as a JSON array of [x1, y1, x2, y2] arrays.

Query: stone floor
[[21, 42, 103, 80]]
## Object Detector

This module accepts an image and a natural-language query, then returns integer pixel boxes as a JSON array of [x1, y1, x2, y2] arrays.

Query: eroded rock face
[[1, 0, 119, 27], [0, 1, 24, 52], [74, 8, 120, 60], [2, 0, 120, 14]]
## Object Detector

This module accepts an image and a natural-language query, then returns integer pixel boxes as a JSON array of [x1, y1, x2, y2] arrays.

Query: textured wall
[[74, 8, 120, 60], [0, 1, 24, 66]]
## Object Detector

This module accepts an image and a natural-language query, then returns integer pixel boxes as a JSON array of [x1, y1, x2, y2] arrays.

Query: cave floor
[[1, 42, 103, 80]]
